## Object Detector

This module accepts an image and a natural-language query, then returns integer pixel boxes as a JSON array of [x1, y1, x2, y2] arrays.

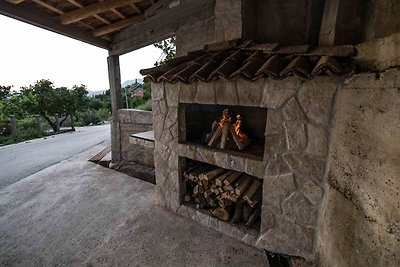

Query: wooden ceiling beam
[[93, 14, 144, 36], [60, 0, 142, 25], [5, 0, 25, 4], [130, 4, 141, 14], [111, 0, 215, 55], [0, 0, 110, 49], [319, 0, 340, 45], [67, 0, 110, 25]]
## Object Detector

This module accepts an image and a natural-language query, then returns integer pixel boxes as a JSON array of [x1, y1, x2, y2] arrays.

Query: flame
[[219, 108, 231, 127], [233, 115, 245, 139]]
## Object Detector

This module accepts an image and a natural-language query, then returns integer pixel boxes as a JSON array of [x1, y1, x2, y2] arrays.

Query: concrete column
[[9, 115, 16, 139], [55, 114, 60, 132], [107, 52, 122, 162], [35, 115, 41, 132]]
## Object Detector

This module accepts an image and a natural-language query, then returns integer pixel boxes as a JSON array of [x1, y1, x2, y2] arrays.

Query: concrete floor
[[0, 145, 267, 266]]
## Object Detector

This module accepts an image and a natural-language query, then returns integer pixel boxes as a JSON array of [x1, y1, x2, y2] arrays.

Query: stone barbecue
[[142, 41, 354, 260]]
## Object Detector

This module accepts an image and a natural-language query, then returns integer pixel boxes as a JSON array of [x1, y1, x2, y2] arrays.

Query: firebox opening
[[180, 103, 267, 158], [181, 158, 262, 233]]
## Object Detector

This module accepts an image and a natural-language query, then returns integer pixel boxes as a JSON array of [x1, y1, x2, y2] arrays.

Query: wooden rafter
[[130, 4, 141, 14], [67, 0, 110, 25], [0, 1, 109, 49], [30, 0, 96, 30], [98, 0, 127, 19], [32, 0, 63, 15], [93, 14, 144, 36], [60, 0, 143, 25], [319, 0, 340, 46]]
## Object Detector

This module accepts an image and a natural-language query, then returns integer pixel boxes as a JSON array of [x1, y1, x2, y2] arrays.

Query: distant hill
[[122, 78, 143, 88]]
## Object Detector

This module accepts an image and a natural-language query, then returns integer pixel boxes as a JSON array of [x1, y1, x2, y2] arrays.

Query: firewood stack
[[205, 109, 250, 150], [183, 163, 262, 228]]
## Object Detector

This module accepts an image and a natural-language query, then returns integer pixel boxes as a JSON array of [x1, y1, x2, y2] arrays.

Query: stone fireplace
[[143, 43, 352, 260]]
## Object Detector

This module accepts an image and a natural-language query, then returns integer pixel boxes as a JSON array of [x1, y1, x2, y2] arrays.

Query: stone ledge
[[177, 143, 264, 178]]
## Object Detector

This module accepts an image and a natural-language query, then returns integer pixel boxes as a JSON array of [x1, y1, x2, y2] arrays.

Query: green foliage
[[136, 99, 152, 111], [154, 37, 176, 66], [121, 82, 152, 110], [0, 85, 12, 101], [19, 80, 89, 131], [76, 108, 110, 126]]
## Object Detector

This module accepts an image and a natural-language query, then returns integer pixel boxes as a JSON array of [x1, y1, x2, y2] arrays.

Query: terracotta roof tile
[[140, 40, 356, 83]]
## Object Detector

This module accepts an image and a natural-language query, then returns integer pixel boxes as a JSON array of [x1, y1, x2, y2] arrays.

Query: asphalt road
[[0, 125, 110, 189]]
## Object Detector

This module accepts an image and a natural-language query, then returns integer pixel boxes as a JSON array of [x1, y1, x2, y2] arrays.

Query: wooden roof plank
[[93, 14, 144, 36], [60, 0, 143, 25], [67, 0, 111, 25], [0, 1, 110, 49]]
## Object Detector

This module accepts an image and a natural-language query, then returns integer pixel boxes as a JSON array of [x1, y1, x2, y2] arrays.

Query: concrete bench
[[129, 130, 155, 149]]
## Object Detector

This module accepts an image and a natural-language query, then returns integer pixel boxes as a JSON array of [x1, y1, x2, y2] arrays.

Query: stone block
[[265, 134, 286, 155], [165, 83, 179, 107], [265, 109, 284, 135], [179, 82, 197, 103], [215, 80, 239, 105], [265, 154, 292, 176], [151, 82, 164, 101], [307, 124, 328, 156], [261, 208, 274, 232], [264, 173, 296, 198], [244, 158, 265, 178], [196, 81, 216, 104], [284, 121, 307, 151], [282, 191, 319, 226], [284, 153, 325, 181], [257, 216, 314, 260], [263, 193, 282, 214], [298, 79, 338, 125], [261, 79, 298, 109], [296, 175, 324, 205], [283, 97, 306, 121], [236, 79, 264, 107]]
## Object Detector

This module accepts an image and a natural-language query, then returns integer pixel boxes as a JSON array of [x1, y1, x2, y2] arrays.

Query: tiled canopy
[[141, 40, 356, 83]]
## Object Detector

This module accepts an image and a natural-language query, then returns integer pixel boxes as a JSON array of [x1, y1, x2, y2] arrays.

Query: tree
[[154, 37, 176, 66], [20, 80, 88, 132], [0, 85, 12, 101]]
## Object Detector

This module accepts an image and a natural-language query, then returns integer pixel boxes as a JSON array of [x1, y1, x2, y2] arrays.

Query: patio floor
[[0, 144, 267, 266]]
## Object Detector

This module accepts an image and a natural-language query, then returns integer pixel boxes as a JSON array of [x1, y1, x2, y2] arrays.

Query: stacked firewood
[[183, 164, 262, 228], [206, 109, 250, 150]]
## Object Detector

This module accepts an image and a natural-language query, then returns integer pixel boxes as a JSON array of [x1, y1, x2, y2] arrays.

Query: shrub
[[136, 99, 152, 111]]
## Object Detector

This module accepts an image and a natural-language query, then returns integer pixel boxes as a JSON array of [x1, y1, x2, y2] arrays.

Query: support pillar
[[107, 52, 123, 162]]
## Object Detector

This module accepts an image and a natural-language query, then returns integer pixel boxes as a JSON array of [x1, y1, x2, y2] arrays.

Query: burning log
[[183, 163, 262, 229], [206, 109, 250, 150]]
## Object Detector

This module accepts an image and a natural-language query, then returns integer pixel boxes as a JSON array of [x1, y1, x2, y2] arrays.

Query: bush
[[76, 108, 111, 126], [136, 99, 152, 111]]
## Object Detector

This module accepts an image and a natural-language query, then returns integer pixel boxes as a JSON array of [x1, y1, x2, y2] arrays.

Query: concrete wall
[[316, 69, 400, 266], [118, 109, 154, 167], [362, 0, 400, 42], [176, 0, 242, 56]]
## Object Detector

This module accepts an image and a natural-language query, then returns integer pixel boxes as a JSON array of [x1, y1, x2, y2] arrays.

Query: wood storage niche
[[182, 158, 263, 232]]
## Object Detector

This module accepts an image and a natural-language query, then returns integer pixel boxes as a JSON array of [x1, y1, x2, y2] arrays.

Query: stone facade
[[118, 109, 154, 167], [152, 77, 342, 260]]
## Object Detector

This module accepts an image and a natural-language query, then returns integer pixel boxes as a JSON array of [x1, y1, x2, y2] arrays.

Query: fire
[[207, 108, 250, 150], [219, 108, 232, 128]]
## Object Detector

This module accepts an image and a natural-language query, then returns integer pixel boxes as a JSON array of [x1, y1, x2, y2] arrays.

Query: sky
[[0, 15, 161, 91]]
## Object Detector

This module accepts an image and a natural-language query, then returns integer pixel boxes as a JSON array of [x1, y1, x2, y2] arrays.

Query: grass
[[135, 99, 152, 111]]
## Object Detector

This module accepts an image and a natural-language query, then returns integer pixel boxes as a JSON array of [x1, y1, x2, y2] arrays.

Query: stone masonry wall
[[118, 109, 154, 167], [152, 77, 342, 260]]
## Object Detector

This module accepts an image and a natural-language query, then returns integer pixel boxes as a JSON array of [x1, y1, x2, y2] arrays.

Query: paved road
[[0, 125, 110, 189]]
